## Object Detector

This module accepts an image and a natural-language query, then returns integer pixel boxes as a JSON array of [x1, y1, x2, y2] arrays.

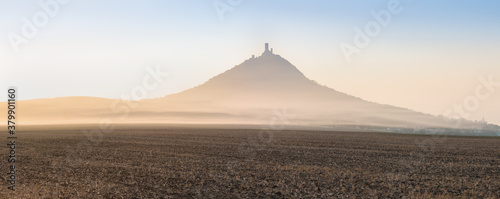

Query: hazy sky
[[1, 0, 499, 124]]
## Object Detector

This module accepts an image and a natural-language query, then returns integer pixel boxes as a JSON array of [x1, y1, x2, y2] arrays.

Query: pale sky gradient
[[1, 0, 499, 124]]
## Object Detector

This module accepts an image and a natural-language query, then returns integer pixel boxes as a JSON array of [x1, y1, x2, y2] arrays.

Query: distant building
[[264, 43, 274, 55]]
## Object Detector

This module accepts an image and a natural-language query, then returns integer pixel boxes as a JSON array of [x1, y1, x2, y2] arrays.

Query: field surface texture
[[1, 129, 499, 198]]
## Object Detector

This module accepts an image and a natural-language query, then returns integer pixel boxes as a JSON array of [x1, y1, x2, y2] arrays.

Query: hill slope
[[1, 45, 498, 135]]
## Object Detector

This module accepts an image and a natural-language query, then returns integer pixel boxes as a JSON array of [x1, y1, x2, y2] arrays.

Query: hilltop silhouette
[[2, 44, 499, 135]]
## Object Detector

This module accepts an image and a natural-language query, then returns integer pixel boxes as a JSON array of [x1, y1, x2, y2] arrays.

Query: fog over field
[[1, 44, 498, 136]]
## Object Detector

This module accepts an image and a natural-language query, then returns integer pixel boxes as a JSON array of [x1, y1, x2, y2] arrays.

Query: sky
[[1, 0, 499, 124]]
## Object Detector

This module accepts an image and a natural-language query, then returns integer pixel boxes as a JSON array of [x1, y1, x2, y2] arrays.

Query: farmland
[[1, 128, 499, 198]]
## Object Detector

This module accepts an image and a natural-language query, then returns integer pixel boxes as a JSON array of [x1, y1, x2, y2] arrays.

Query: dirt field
[[1, 128, 499, 198]]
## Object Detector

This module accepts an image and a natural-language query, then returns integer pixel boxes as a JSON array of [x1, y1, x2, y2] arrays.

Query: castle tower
[[265, 43, 269, 52]]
